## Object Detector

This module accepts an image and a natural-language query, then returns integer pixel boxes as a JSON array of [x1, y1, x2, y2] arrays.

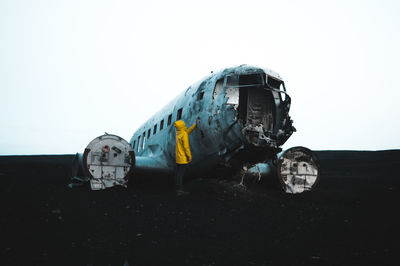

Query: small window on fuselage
[[168, 114, 172, 126], [153, 124, 157, 135], [197, 91, 204, 100], [147, 129, 151, 139], [142, 132, 146, 149], [132, 141, 136, 150], [137, 136, 141, 152], [177, 108, 182, 120], [267, 76, 281, 89], [160, 120, 164, 130]]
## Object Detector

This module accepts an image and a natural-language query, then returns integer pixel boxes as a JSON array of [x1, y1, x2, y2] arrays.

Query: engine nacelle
[[277, 146, 320, 193], [71, 134, 135, 190], [247, 146, 320, 194]]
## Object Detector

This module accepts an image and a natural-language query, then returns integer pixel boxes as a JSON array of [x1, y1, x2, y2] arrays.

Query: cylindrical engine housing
[[277, 146, 320, 193], [75, 134, 135, 190]]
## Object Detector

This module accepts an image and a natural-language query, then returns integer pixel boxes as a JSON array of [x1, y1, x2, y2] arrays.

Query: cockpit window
[[226, 87, 239, 105], [226, 74, 264, 88], [223, 74, 264, 105], [267, 76, 282, 89], [213, 78, 224, 99], [213, 73, 286, 104], [226, 75, 239, 88], [267, 76, 286, 101], [280, 83, 286, 101]]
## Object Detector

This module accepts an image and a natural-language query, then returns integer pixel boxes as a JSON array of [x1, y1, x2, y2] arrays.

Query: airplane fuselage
[[73, 65, 319, 193], [130, 65, 295, 176]]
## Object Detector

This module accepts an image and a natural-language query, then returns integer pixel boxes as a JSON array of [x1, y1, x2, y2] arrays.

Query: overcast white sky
[[1, 0, 399, 155]]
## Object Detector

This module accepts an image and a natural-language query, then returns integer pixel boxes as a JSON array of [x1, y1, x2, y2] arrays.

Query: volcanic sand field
[[0, 151, 399, 265]]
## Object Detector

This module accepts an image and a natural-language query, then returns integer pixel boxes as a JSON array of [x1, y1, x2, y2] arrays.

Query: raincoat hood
[[174, 120, 187, 131]]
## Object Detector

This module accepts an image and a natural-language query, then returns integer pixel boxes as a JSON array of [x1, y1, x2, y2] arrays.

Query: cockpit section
[[213, 71, 295, 149]]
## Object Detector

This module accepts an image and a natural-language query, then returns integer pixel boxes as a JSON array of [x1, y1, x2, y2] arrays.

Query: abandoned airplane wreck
[[72, 65, 320, 193]]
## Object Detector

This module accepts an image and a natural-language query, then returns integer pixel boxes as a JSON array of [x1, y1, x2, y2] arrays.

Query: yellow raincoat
[[174, 120, 196, 164]]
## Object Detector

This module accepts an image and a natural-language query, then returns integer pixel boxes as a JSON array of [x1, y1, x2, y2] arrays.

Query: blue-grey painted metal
[[131, 65, 296, 177], [247, 146, 320, 193], [74, 64, 320, 193]]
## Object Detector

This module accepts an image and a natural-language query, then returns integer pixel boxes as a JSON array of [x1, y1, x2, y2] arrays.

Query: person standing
[[173, 119, 196, 196]]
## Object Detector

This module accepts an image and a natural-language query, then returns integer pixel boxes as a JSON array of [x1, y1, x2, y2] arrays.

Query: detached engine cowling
[[277, 146, 320, 194], [77, 134, 135, 190]]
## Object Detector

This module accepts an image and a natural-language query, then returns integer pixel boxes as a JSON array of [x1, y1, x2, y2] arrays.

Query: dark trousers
[[174, 163, 187, 191]]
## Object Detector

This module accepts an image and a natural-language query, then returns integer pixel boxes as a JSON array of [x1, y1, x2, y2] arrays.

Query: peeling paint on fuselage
[[130, 65, 295, 177]]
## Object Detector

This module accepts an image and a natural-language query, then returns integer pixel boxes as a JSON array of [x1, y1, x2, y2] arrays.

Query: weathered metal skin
[[70, 134, 135, 189], [73, 65, 320, 192], [130, 65, 296, 178], [277, 146, 320, 193], [246, 146, 320, 194]]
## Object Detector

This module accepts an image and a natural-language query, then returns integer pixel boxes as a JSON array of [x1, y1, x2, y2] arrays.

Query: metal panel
[[277, 146, 320, 194], [83, 134, 134, 190]]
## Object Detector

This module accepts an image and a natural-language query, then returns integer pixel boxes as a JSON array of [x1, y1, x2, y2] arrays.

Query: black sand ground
[[0, 151, 399, 265]]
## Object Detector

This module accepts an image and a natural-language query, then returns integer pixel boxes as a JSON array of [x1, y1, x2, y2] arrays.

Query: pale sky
[[1, 0, 399, 155]]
